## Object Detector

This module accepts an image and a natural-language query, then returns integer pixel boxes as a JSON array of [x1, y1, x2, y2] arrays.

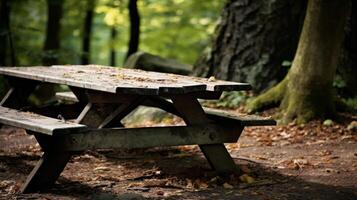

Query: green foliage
[[342, 96, 357, 111], [8, 0, 223, 66], [333, 74, 347, 89], [93, 0, 224, 65], [11, 0, 46, 65], [281, 60, 292, 68]]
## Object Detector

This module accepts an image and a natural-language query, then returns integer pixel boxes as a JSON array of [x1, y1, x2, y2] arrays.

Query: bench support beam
[[21, 88, 146, 193], [170, 94, 242, 175], [21, 150, 72, 193], [52, 124, 241, 151]]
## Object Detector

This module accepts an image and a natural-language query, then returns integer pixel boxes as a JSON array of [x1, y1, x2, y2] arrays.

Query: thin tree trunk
[[43, 0, 64, 66], [110, 27, 117, 66], [36, 0, 64, 104], [338, 1, 357, 97], [81, 0, 95, 65], [248, 0, 350, 123], [193, 0, 306, 92], [0, 0, 11, 66], [125, 0, 140, 60]]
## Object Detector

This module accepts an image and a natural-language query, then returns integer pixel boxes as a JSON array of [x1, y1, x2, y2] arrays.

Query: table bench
[[0, 65, 275, 193], [56, 91, 275, 127]]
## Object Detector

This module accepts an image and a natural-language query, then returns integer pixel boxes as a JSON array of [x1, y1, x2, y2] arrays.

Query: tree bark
[[125, 0, 140, 60], [338, 1, 357, 97], [193, 0, 307, 92], [81, 0, 95, 65], [43, 0, 64, 66], [247, 0, 350, 123], [110, 27, 117, 66]]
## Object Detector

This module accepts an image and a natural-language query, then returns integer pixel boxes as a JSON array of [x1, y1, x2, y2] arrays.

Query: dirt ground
[[0, 110, 356, 200]]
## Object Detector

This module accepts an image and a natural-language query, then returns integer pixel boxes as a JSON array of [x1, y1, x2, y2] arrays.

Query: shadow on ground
[[0, 147, 356, 200]]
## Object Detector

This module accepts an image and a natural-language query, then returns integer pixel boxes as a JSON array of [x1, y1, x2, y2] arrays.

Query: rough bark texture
[[338, 1, 357, 97], [125, 0, 140, 60], [248, 0, 350, 123], [81, 0, 95, 65], [43, 0, 64, 66], [193, 0, 307, 92]]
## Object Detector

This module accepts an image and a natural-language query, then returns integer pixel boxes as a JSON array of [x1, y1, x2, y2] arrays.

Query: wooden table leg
[[171, 94, 241, 175], [20, 134, 72, 193], [21, 149, 71, 193], [20, 93, 144, 192]]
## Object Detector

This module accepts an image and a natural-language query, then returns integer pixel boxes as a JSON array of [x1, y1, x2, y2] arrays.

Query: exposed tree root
[[246, 78, 287, 114], [246, 76, 336, 124]]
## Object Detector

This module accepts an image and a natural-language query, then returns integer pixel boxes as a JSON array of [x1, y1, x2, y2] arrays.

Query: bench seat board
[[203, 107, 276, 126], [0, 65, 251, 95], [55, 124, 242, 151], [0, 106, 87, 135]]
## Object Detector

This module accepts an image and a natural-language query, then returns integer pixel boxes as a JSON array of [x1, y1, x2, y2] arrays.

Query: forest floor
[[0, 108, 356, 200]]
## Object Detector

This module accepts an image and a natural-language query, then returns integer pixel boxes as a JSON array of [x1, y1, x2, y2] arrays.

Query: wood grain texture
[[55, 124, 240, 151], [203, 107, 276, 126], [0, 106, 87, 135], [0, 65, 251, 95]]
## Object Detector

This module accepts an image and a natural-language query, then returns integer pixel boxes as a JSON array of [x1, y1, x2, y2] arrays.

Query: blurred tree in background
[[0, 0, 355, 113], [7, 0, 223, 67]]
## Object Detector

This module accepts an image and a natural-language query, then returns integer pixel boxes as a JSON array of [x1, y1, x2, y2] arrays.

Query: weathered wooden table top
[[0, 65, 251, 95]]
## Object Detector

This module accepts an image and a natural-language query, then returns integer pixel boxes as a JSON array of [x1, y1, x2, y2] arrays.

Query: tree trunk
[[110, 27, 117, 66], [125, 0, 140, 60], [81, 0, 95, 65], [247, 0, 350, 123], [43, 0, 64, 66], [0, 0, 9, 66], [0, 0, 14, 66], [0, 0, 10, 97], [338, 1, 357, 97], [193, 0, 307, 92], [36, 0, 64, 104]]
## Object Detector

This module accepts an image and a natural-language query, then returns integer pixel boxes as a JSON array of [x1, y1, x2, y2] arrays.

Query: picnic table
[[0, 65, 275, 193]]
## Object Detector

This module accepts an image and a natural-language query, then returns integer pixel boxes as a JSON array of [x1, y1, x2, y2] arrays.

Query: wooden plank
[[54, 124, 240, 151], [203, 107, 276, 126], [0, 106, 87, 135], [0, 65, 251, 95]]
